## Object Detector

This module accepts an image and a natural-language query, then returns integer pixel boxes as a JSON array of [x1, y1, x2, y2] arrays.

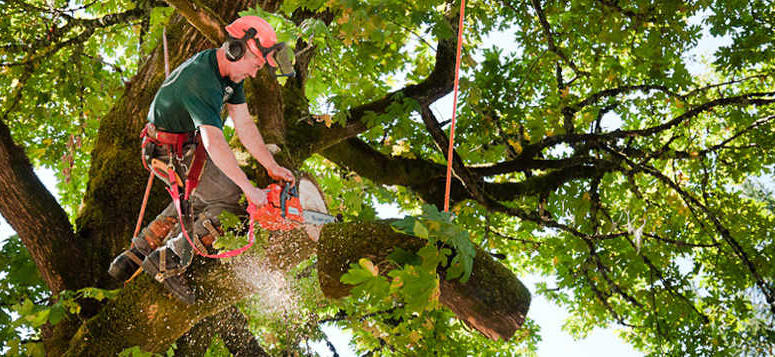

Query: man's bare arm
[[228, 103, 294, 185], [200, 124, 267, 206]]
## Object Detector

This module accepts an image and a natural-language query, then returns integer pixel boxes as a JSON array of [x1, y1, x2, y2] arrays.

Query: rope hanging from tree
[[131, 27, 171, 241], [443, 0, 466, 212]]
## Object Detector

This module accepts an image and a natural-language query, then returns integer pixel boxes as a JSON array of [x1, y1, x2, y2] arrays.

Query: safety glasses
[[260, 42, 295, 78]]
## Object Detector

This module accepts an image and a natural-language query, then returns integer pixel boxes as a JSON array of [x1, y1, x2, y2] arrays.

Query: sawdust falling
[[231, 259, 299, 314]]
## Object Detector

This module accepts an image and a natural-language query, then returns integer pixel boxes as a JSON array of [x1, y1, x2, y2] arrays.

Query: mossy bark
[[317, 221, 531, 341], [176, 305, 270, 356], [63, 227, 313, 355]]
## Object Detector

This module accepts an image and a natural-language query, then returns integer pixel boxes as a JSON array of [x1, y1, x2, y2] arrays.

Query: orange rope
[[443, 0, 466, 212], [131, 29, 169, 241], [132, 171, 155, 240]]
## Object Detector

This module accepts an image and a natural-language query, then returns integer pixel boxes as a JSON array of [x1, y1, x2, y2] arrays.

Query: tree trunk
[[317, 221, 531, 341]]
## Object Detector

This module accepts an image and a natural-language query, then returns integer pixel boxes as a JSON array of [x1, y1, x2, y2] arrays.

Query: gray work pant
[[144, 141, 244, 267]]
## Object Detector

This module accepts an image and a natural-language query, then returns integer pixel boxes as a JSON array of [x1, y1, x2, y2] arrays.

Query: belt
[[140, 123, 198, 159]]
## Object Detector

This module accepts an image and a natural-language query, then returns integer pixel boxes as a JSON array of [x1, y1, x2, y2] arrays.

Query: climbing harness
[[138, 123, 257, 261], [443, 0, 466, 212]]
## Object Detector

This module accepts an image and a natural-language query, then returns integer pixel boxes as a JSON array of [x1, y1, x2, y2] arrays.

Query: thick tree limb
[[322, 138, 620, 206], [64, 228, 314, 356], [317, 221, 531, 341], [473, 156, 614, 177], [483, 163, 620, 200], [0, 116, 82, 294]]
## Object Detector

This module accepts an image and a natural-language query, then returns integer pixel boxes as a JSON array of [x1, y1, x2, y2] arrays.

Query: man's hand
[[243, 185, 268, 207], [267, 165, 295, 186]]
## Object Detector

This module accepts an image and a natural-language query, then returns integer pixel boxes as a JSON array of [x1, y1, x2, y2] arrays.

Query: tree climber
[[108, 16, 296, 304]]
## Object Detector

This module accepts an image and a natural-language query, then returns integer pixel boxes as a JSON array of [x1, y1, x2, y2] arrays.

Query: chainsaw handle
[[280, 182, 288, 218], [279, 181, 301, 218]]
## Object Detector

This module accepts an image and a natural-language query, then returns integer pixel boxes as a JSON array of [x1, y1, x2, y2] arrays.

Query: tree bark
[[176, 305, 270, 356], [317, 221, 531, 341], [0, 118, 82, 294], [62, 227, 312, 356]]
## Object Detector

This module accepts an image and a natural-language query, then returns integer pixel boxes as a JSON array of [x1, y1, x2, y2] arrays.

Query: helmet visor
[[265, 42, 295, 78]]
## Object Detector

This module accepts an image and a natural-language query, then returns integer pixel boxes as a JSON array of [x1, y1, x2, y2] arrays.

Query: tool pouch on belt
[[140, 123, 206, 196]]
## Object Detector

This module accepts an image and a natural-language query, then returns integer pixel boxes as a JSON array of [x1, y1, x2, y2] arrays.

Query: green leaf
[[119, 346, 154, 357], [48, 304, 67, 326], [386, 247, 422, 266], [391, 216, 417, 235], [26, 309, 49, 328], [413, 220, 429, 239], [341, 263, 375, 285], [25, 342, 45, 357], [79, 287, 121, 301]]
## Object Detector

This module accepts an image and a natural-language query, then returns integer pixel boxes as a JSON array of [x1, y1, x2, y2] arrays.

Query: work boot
[[108, 237, 153, 281], [142, 246, 195, 305], [108, 217, 176, 282]]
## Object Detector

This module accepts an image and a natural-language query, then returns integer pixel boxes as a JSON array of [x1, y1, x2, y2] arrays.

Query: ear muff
[[225, 39, 246, 62], [224, 28, 258, 62]]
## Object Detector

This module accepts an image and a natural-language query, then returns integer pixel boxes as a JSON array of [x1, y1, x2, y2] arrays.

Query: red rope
[[444, 0, 466, 212], [167, 166, 257, 259]]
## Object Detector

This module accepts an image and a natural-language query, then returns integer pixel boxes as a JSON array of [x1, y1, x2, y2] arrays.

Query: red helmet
[[225, 16, 278, 59]]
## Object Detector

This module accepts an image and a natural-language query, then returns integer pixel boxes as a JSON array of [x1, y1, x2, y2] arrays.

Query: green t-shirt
[[148, 49, 246, 133]]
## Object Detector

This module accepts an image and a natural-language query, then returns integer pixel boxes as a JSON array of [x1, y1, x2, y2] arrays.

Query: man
[[109, 16, 295, 304]]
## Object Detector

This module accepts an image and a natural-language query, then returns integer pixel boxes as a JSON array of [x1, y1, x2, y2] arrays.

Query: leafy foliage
[[337, 252, 539, 355], [1, 0, 775, 355], [0, 235, 119, 355], [390, 203, 476, 282]]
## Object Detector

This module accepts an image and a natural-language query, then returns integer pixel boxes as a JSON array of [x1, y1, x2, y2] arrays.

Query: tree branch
[[473, 156, 614, 177], [309, 31, 458, 152], [323, 137, 621, 209], [420, 106, 486, 203], [529, 0, 588, 77], [163, 0, 227, 45], [611, 147, 775, 315], [0, 8, 148, 67], [523, 92, 775, 157], [570, 84, 682, 112], [582, 267, 641, 328]]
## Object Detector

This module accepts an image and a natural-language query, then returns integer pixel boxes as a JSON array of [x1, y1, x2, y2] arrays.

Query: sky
[[0, 7, 755, 357]]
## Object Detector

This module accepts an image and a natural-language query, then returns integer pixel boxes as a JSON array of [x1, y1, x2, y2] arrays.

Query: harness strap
[[136, 123, 256, 270], [166, 159, 256, 259], [141, 123, 192, 157], [125, 250, 144, 267], [157, 248, 167, 282], [184, 135, 207, 200]]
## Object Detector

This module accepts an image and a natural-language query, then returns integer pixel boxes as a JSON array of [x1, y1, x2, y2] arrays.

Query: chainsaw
[[247, 182, 336, 231]]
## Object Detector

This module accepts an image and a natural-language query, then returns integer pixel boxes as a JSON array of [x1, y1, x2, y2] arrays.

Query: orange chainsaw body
[[248, 183, 304, 231]]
